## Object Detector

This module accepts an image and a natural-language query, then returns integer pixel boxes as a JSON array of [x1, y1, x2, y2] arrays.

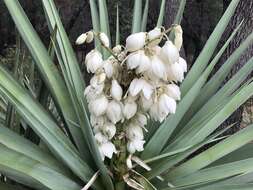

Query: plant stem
[[115, 181, 125, 190]]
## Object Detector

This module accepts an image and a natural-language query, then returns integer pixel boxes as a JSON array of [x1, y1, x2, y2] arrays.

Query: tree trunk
[[219, 0, 253, 132]]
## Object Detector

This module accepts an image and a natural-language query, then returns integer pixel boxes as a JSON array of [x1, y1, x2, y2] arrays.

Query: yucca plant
[[0, 0, 253, 189]]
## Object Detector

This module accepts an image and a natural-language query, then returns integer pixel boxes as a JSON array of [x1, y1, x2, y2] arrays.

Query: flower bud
[[147, 27, 162, 46], [129, 78, 143, 97], [76, 33, 87, 45], [123, 99, 137, 119], [174, 25, 183, 50], [106, 100, 123, 124], [90, 115, 106, 126], [139, 95, 153, 111], [126, 32, 146, 52], [126, 155, 133, 169], [103, 60, 114, 78], [165, 84, 181, 100], [85, 50, 103, 73], [111, 80, 123, 101], [86, 31, 94, 43], [160, 41, 179, 64], [136, 113, 147, 127], [95, 132, 108, 144], [89, 95, 108, 117], [99, 32, 110, 47]]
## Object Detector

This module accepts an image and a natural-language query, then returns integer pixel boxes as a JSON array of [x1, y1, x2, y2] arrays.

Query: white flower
[[178, 57, 187, 72], [158, 94, 176, 119], [136, 113, 147, 127], [127, 139, 145, 154], [111, 80, 123, 101], [99, 32, 110, 47], [147, 27, 162, 46], [90, 115, 106, 126], [84, 84, 104, 102], [103, 60, 114, 78], [165, 84, 181, 100], [139, 94, 153, 111], [127, 51, 151, 73], [95, 132, 108, 144], [99, 141, 117, 160], [85, 50, 103, 73], [89, 95, 108, 117], [149, 103, 160, 121], [123, 98, 137, 119], [126, 32, 146, 52], [86, 31, 94, 43], [106, 100, 123, 124], [167, 62, 185, 82], [112, 45, 122, 54], [129, 79, 154, 99], [174, 25, 183, 50], [150, 55, 167, 80], [126, 123, 144, 140], [102, 122, 116, 139], [76, 33, 87, 45], [160, 41, 179, 64]]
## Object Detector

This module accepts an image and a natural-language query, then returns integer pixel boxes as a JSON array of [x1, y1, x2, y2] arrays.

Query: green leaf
[[0, 66, 102, 189], [116, 5, 120, 45], [42, 0, 92, 162], [170, 158, 253, 187], [166, 123, 253, 180], [180, 0, 240, 96], [156, 0, 166, 27], [197, 183, 253, 190], [173, 0, 187, 24], [0, 144, 81, 190], [0, 125, 71, 177], [132, 0, 143, 33], [141, 0, 149, 31], [3, 0, 83, 156], [89, 0, 101, 50], [98, 0, 111, 57], [0, 182, 28, 190]]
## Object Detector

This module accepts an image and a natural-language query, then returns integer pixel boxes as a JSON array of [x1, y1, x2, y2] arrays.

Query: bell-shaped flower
[[158, 94, 176, 119], [126, 32, 146, 52], [166, 62, 185, 82], [127, 139, 145, 154], [85, 50, 103, 73], [106, 100, 123, 124], [102, 122, 116, 139], [89, 95, 108, 117], [150, 55, 167, 80], [103, 60, 114, 78], [129, 79, 154, 99], [126, 123, 144, 140], [149, 103, 161, 121], [178, 57, 187, 72], [174, 25, 183, 50], [99, 141, 117, 160], [127, 50, 151, 73], [99, 32, 110, 47], [147, 27, 162, 46], [136, 113, 147, 127], [84, 83, 104, 102], [160, 41, 179, 64], [123, 98, 137, 119], [139, 94, 153, 111], [76, 33, 87, 45], [95, 132, 108, 144], [111, 80, 123, 101], [165, 84, 181, 100], [90, 115, 106, 127]]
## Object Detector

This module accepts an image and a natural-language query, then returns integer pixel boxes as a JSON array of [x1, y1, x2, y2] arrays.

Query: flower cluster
[[77, 25, 186, 161]]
